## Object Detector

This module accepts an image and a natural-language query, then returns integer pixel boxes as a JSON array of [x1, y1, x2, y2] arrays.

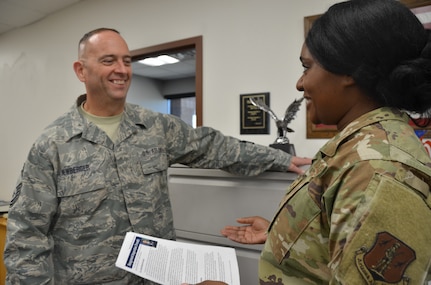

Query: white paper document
[[116, 232, 240, 285]]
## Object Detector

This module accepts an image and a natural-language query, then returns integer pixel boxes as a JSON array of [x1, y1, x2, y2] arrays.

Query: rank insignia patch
[[10, 182, 22, 206], [355, 231, 415, 284]]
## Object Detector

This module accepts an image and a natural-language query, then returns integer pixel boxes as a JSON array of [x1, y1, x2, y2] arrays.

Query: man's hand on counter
[[289, 156, 312, 175]]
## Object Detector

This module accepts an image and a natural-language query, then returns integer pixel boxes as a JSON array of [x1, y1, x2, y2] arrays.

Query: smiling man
[[74, 29, 132, 116], [3, 28, 311, 285]]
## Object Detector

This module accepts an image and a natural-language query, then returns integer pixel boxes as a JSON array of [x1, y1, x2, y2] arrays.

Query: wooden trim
[[401, 0, 431, 8], [303, 14, 320, 38]]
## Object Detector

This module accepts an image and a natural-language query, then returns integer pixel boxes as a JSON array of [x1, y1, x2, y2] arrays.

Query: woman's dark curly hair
[[306, 0, 431, 122]]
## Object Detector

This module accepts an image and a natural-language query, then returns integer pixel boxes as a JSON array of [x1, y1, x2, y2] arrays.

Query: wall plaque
[[240, 92, 270, 134]]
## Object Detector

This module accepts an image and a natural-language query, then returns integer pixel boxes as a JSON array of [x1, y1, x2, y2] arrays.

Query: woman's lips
[[305, 97, 312, 110]]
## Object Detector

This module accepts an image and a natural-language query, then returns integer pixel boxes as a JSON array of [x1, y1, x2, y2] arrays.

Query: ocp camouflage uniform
[[259, 107, 431, 285], [4, 94, 292, 285]]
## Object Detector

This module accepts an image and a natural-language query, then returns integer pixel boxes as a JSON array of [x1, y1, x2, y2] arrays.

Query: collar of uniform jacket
[[319, 107, 408, 158], [60, 94, 153, 142]]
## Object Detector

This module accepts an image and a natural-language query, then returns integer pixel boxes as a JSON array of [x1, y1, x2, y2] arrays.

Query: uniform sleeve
[[327, 161, 431, 284], [163, 114, 292, 176], [4, 143, 58, 284]]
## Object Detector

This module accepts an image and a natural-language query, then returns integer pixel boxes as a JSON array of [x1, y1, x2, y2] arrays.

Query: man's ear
[[73, 61, 85, 82]]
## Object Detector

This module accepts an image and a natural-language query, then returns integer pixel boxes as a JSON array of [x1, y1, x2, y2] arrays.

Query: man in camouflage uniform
[[259, 108, 431, 284], [3, 28, 310, 284]]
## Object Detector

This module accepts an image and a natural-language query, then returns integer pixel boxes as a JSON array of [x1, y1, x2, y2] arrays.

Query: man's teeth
[[112, 80, 125, 84]]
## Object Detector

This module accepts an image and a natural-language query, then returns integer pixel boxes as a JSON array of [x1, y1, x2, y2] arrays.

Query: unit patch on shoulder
[[355, 231, 416, 285]]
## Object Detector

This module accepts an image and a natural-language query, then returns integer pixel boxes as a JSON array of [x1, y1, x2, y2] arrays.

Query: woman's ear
[[73, 61, 85, 82], [342, 75, 356, 87]]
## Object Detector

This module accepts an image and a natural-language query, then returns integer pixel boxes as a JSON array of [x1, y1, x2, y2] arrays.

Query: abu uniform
[[259, 107, 431, 284], [5, 94, 293, 285]]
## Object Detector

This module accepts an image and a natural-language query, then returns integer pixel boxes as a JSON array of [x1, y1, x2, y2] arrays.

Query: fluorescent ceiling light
[[139, 55, 179, 66]]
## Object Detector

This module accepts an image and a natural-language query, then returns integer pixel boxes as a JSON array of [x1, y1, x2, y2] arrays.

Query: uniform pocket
[[140, 147, 168, 174], [57, 168, 105, 195], [57, 170, 107, 217], [267, 159, 326, 264], [268, 187, 321, 264], [119, 146, 168, 186], [122, 147, 172, 234]]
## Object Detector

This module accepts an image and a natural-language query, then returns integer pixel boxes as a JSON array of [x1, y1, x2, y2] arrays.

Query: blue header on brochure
[[126, 237, 142, 268]]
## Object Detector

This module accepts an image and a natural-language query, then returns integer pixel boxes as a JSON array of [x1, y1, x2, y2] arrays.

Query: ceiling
[[0, 0, 195, 80], [132, 49, 196, 80], [0, 0, 83, 35]]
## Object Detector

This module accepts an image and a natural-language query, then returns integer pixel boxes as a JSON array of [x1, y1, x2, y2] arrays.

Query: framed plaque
[[240, 92, 270, 134]]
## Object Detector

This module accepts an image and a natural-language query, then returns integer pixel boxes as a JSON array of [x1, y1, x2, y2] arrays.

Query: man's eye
[[102, 59, 114, 65], [124, 60, 132, 66]]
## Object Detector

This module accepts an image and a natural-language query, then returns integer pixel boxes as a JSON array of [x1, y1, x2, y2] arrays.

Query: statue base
[[270, 143, 296, 155]]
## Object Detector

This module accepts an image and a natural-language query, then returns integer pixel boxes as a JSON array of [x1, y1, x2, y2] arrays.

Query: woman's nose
[[296, 75, 304, 91]]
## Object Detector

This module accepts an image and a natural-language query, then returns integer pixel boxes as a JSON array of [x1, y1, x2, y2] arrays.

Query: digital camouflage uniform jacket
[[5, 95, 292, 285], [259, 107, 431, 285]]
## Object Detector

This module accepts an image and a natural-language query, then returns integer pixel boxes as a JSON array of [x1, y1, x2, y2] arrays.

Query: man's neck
[[83, 98, 125, 117]]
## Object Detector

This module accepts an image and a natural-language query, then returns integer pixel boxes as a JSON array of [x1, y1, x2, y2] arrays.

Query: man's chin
[[109, 91, 128, 100]]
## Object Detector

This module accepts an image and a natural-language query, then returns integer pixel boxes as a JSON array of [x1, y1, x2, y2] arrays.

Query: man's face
[[77, 31, 132, 105]]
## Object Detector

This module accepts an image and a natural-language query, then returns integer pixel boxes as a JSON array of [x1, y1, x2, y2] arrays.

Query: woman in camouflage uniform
[[217, 0, 431, 284]]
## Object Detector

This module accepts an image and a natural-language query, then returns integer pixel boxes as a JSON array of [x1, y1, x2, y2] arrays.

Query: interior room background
[[0, 0, 343, 201]]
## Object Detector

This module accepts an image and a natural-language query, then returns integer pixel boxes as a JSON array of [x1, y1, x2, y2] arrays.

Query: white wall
[[162, 77, 195, 96], [0, 0, 340, 201], [127, 76, 195, 112], [128, 75, 168, 113]]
